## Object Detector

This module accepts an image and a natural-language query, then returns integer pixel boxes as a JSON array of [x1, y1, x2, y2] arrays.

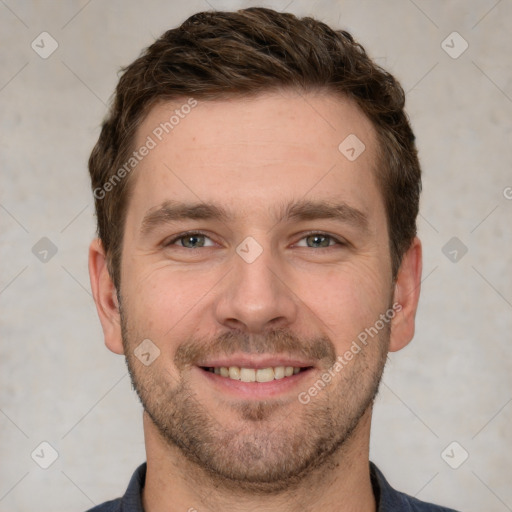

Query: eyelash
[[163, 231, 345, 249], [163, 230, 214, 248]]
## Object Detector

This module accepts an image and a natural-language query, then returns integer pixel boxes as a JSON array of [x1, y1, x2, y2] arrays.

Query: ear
[[389, 237, 422, 352], [88, 238, 124, 355]]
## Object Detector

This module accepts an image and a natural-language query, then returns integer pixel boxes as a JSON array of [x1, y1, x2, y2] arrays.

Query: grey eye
[[302, 234, 333, 248], [180, 234, 206, 248]]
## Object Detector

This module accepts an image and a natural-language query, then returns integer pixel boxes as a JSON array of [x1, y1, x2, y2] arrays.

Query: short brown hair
[[89, 7, 421, 291]]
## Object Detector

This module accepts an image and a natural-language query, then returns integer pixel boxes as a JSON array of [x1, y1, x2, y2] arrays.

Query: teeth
[[274, 366, 285, 380], [256, 368, 274, 382], [240, 368, 256, 382], [228, 366, 241, 380], [209, 365, 306, 381]]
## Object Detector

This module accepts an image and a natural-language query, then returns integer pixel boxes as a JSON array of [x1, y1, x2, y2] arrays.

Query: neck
[[141, 408, 376, 512]]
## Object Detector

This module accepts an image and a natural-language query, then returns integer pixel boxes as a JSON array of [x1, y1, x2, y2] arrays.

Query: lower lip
[[196, 367, 314, 399]]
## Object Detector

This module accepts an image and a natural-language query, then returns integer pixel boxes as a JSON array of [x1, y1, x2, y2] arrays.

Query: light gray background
[[1, 1, 511, 511]]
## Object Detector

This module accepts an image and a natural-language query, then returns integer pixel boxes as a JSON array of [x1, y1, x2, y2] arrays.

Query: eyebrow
[[140, 201, 232, 235], [140, 198, 369, 236], [282, 199, 369, 233]]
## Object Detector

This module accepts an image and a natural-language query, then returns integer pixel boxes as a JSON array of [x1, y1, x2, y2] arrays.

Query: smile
[[202, 366, 309, 382]]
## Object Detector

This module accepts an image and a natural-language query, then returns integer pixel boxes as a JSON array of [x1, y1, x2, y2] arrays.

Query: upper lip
[[197, 354, 316, 369]]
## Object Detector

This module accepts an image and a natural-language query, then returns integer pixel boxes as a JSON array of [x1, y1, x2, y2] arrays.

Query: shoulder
[[392, 490, 461, 512], [370, 462, 461, 512], [83, 463, 147, 512], [85, 499, 121, 512]]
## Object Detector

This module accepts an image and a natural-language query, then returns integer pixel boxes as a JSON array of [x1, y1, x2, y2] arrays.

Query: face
[[91, 90, 420, 491]]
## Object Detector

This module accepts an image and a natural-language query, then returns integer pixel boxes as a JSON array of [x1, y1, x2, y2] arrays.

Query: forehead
[[127, 90, 382, 227]]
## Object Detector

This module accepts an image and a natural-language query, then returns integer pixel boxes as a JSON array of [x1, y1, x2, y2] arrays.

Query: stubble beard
[[120, 310, 390, 493]]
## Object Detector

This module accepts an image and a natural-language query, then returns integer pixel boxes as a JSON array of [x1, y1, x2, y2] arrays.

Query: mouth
[[200, 365, 310, 382], [195, 356, 316, 399]]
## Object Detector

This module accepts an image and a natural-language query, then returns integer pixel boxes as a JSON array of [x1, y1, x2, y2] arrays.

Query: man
[[87, 7, 459, 512]]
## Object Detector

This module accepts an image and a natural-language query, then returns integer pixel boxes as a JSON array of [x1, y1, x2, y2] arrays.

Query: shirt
[[86, 461, 460, 511]]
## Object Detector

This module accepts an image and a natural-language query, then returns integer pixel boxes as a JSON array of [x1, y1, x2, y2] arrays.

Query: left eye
[[296, 234, 340, 248], [167, 233, 215, 248]]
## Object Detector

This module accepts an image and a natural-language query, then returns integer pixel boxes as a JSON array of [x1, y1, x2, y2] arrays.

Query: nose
[[213, 244, 298, 334]]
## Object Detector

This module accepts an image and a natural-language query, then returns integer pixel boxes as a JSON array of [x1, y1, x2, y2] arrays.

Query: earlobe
[[389, 237, 422, 353], [88, 238, 125, 355]]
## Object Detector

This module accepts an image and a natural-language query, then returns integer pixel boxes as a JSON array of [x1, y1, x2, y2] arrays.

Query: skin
[[89, 89, 422, 512]]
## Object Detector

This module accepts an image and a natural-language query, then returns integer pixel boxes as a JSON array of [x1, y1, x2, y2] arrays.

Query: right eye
[[164, 232, 216, 248]]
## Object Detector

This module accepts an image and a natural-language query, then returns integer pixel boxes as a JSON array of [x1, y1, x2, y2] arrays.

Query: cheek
[[299, 261, 390, 341], [122, 263, 219, 339]]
